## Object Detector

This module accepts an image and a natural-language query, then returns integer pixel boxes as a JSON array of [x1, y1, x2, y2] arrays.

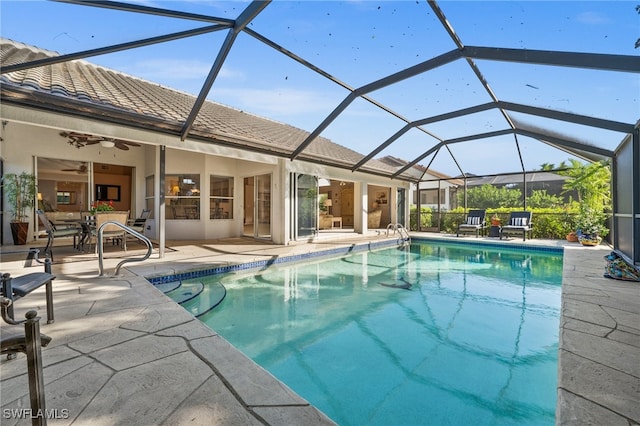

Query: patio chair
[[126, 209, 151, 245], [36, 209, 82, 262], [500, 211, 533, 241], [1, 297, 51, 413], [1, 256, 56, 324], [91, 210, 130, 252], [127, 209, 151, 234], [457, 209, 487, 238]]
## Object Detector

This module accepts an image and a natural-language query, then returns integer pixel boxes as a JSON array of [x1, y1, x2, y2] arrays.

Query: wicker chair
[[91, 211, 130, 251]]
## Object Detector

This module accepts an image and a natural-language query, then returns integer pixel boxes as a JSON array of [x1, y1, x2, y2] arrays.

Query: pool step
[[158, 279, 227, 317], [180, 282, 226, 317], [165, 281, 205, 304], [155, 280, 181, 293]]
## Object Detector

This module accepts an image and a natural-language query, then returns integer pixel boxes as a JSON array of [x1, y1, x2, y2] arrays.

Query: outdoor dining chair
[[36, 209, 82, 261], [91, 210, 130, 252]]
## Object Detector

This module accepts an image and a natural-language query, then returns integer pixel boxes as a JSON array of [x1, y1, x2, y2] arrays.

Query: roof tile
[[1, 38, 400, 177]]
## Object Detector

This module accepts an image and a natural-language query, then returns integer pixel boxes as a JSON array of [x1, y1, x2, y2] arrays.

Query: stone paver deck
[[557, 245, 639, 425], [1, 233, 638, 425]]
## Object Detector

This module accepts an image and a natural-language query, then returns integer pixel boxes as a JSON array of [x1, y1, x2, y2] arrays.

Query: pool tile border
[[147, 239, 400, 284], [147, 237, 562, 285], [412, 236, 565, 253]]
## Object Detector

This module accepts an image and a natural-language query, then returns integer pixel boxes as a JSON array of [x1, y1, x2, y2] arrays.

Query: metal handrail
[[386, 223, 411, 245], [97, 221, 153, 276]]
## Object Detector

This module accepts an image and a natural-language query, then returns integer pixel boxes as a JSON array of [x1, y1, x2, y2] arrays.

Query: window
[[210, 175, 234, 219], [145, 175, 154, 216], [165, 174, 200, 220], [419, 189, 445, 205], [95, 184, 120, 201], [56, 191, 74, 204]]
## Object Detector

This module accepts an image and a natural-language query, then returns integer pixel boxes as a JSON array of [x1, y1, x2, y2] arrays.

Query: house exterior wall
[[1, 119, 145, 244], [1, 105, 410, 246]]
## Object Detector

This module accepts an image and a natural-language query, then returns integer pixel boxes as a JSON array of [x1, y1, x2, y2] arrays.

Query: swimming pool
[[178, 241, 563, 425]]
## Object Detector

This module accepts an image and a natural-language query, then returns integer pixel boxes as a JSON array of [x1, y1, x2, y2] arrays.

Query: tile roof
[[1, 38, 410, 180]]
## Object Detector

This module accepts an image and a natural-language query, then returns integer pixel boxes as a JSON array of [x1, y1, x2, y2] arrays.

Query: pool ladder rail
[[96, 221, 153, 276], [386, 223, 411, 246]]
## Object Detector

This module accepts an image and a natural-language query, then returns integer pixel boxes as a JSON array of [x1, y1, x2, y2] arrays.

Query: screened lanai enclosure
[[1, 0, 638, 265]]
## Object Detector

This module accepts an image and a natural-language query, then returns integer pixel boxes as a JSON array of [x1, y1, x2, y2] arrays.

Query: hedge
[[411, 206, 587, 240]]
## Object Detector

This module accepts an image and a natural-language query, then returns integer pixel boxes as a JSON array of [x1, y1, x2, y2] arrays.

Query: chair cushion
[[53, 228, 80, 237], [510, 217, 528, 226], [466, 216, 480, 225]]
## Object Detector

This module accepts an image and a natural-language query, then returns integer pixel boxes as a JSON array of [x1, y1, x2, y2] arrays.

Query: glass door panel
[[243, 176, 254, 237], [397, 188, 406, 226], [244, 174, 272, 239], [256, 174, 271, 239], [296, 174, 318, 238]]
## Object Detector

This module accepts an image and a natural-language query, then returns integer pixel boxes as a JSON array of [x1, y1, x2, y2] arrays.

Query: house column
[[354, 181, 364, 234]]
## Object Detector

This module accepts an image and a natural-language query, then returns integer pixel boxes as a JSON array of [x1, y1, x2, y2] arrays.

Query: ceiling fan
[[61, 162, 88, 173], [60, 131, 141, 151]]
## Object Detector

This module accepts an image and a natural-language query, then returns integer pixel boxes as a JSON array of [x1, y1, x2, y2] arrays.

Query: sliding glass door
[[295, 174, 318, 238], [243, 174, 271, 239]]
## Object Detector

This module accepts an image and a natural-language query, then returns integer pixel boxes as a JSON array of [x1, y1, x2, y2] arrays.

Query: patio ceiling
[[1, 0, 638, 181]]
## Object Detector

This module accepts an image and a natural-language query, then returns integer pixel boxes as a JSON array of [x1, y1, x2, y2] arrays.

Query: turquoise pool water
[[194, 242, 563, 425]]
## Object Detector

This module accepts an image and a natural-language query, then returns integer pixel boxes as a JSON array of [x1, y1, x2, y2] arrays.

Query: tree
[[538, 161, 568, 171], [636, 5, 640, 48], [539, 162, 555, 171], [561, 160, 611, 211], [459, 184, 521, 209], [528, 190, 564, 208]]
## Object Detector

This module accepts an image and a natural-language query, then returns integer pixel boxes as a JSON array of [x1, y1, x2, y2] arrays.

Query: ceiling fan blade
[[122, 141, 141, 147], [84, 140, 101, 145], [115, 142, 130, 151]]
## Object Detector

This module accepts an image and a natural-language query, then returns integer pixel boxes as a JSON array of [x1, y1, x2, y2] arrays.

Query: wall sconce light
[[172, 185, 180, 195], [37, 192, 43, 201]]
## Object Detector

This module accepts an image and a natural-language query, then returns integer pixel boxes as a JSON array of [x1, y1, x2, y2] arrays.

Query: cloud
[[211, 87, 336, 116], [575, 11, 612, 24], [121, 58, 245, 85], [124, 59, 211, 80]]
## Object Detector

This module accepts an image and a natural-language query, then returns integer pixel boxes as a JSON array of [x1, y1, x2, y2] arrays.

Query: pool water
[[195, 242, 563, 425]]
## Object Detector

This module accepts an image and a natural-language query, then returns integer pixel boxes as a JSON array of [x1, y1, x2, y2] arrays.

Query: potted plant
[[490, 213, 501, 226], [2, 171, 37, 245], [566, 231, 579, 242], [575, 206, 609, 246], [90, 200, 115, 215]]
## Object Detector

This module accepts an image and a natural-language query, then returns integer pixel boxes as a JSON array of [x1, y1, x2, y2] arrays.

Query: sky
[[1, 0, 638, 177]]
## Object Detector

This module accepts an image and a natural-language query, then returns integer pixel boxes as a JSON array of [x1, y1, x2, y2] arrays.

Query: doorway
[[243, 174, 271, 239], [36, 158, 133, 215], [294, 174, 318, 239], [36, 158, 90, 214]]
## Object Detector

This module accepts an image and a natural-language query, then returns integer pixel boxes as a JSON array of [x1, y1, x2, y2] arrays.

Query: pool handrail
[[386, 223, 411, 245], [97, 221, 153, 276]]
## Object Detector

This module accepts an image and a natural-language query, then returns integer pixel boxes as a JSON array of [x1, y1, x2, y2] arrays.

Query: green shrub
[[435, 206, 585, 239], [410, 206, 433, 230], [442, 207, 466, 234]]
